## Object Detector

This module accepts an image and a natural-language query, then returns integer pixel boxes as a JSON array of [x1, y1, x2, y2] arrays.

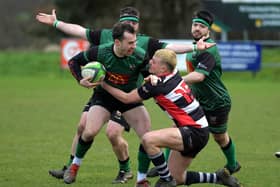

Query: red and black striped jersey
[[138, 70, 208, 128]]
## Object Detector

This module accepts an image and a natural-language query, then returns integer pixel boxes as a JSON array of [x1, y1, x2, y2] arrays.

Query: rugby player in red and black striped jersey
[[102, 49, 241, 187]]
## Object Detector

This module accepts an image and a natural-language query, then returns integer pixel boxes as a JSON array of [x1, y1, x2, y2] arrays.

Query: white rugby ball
[[81, 61, 106, 83]]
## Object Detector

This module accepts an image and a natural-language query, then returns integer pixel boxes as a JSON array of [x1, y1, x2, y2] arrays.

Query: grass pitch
[[0, 50, 279, 187]]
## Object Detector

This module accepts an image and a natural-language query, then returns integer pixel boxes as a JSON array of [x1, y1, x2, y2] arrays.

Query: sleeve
[[195, 52, 216, 76], [68, 46, 99, 82], [137, 82, 155, 100], [147, 38, 168, 57], [86, 29, 102, 46]]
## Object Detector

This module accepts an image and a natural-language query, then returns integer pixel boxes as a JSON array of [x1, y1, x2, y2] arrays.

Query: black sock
[[185, 171, 218, 185], [149, 152, 172, 181], [119, 157, 130, 172]]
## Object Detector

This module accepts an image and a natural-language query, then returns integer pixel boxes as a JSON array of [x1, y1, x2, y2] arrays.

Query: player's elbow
[[196, 73, 205, 82], [122, 99, 131, 104], [192, 72, 205, 82]]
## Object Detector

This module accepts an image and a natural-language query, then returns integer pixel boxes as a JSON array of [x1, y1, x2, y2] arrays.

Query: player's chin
[[126, 50, 134, 55], [192, 34, 203, 41]]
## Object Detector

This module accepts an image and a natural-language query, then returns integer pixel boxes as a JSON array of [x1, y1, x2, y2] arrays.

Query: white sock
[[137, 171, 147, 182], [72, 157, 82, 166]]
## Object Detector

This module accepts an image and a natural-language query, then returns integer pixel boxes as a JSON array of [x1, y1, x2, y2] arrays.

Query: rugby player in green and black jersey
[[36, 7, 214, 185], [63, 22, 154, 185], [183, 10, 241, 176], [148, 10, 241, 179]]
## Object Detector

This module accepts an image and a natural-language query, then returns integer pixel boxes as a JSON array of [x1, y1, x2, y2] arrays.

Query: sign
[[218, 42, 261, 72], [60, 39, 89, 69], [161, 39, 192, 71], [203, 0, 280, 30], [162, 40, 261, 72], [161, 39, 261, 72]]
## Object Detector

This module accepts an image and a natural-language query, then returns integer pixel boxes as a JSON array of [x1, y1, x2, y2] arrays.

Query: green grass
[[0, 49, 280, 187]]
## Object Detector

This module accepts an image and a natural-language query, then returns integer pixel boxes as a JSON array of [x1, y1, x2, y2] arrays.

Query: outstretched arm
[[165, 36, 215, 54], [101, 82, 143, 104], [36, 9, 87, 40], [183, 71, 205, 85]]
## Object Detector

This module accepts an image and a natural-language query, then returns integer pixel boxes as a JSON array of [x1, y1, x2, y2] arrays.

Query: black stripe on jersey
[[196, 52, 216, 73], [88, 30, 101, 46], [188, 106, 205, 121], [173, 97, 192, 109], [159, 72, 182, 95], [87, 46, 99, 61]]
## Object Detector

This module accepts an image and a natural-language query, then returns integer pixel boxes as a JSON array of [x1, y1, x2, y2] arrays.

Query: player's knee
[[213, 133, 229, 146], [77, 123, 85, 135], [141, 132, 154, 148], [106, 127, 120, 140], [82, 130, 95, 141]]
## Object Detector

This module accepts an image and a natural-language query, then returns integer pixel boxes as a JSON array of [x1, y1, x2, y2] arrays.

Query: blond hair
[[154, 49, 177, 71]]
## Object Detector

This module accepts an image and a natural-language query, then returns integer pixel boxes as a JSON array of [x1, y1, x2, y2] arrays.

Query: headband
[[119, 16, 139, 23], [192, 18, 210, 28]]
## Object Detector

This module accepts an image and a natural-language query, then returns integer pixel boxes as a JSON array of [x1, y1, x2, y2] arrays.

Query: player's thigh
[[106, 120, 124, 138], [77, 111, 88, 134], [143, 128, 184, 151], [79, 111, 88, 128], [85, 105, 110, 136], [122, 106, 151, 138]]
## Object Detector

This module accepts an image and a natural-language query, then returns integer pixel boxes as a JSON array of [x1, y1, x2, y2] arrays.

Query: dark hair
[[193, 10, 214, 26], [112, 22, 135, 40], [119, 6, 140, 19]]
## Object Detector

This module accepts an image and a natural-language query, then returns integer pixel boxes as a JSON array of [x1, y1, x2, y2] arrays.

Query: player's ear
[[114, 39, 121, 46]]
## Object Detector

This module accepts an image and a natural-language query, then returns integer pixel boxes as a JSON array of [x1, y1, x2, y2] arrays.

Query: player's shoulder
[[133, 46, 146, 59], [205, 38, 218, 52], [136, 33, 151, 42], [101, 28, 113, 34], [137, 33, 149, 37], [98, 42, 113, 48], [94, 42, 114, 57]]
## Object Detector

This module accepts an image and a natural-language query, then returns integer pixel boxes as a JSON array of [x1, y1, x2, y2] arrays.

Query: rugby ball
[[81, 61, 106, 83]]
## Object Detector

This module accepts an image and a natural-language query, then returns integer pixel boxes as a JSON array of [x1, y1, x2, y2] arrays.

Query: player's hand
[[36, 9, 57, 26], [197, 36, 216, 50], [80, 76, 100, 89], [144, 75, 160, 86]]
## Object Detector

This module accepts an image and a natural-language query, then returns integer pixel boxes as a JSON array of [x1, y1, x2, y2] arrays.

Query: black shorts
[[178, 126, 209, 158], [88, 89, 142, 130], [110, 111, 131, 132], [82, 98, 92, 112], [90, 89, 143, 113], [204, 106, 231, 134], [82, 93, 132, 132]]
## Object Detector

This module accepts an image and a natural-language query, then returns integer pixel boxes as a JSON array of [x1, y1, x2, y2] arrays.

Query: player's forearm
[[68, 52, 89, 82], [55, 21, 87, 40], [102, 83, 128, 103], [183, 71, 205, 85], [165, 44, 193, 54]]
